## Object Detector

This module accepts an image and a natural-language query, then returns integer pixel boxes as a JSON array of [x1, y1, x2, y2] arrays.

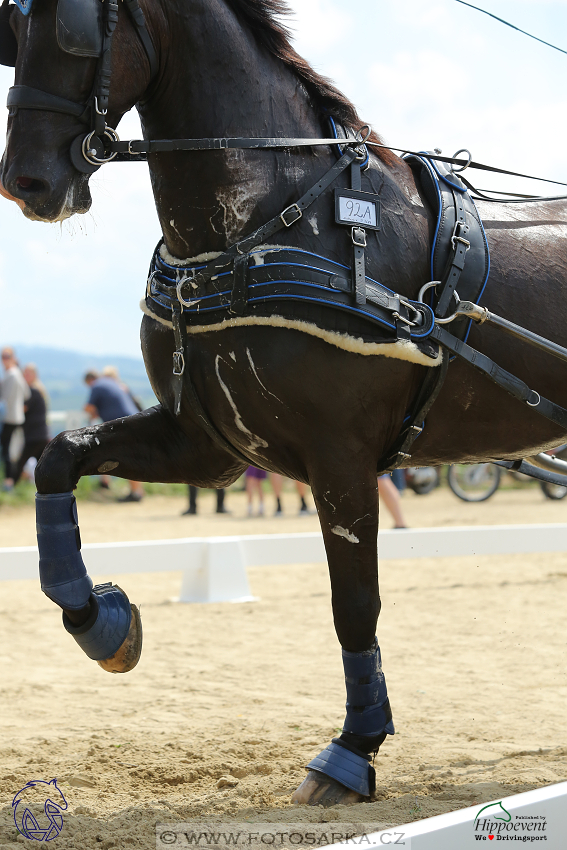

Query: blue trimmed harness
[[146, 142, 490, 365]]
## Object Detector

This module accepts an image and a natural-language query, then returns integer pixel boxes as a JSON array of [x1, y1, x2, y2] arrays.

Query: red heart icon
[[489, 838, 494, 841]]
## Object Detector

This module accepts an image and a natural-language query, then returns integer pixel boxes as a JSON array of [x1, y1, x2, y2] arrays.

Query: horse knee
[[35, 431, 88, 493]]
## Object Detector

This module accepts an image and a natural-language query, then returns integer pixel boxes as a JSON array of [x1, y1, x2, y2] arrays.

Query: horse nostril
[[16, 175, 44, 192]]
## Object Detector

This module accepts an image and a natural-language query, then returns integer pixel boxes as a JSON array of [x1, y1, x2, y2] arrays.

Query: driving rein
[[4, 0, 567, 483]]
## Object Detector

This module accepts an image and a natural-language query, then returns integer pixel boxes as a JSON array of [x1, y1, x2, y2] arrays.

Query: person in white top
[[1, 347, 31, 490]]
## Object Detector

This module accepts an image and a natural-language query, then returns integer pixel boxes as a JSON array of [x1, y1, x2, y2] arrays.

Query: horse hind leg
[[292, 463, 394, 805]]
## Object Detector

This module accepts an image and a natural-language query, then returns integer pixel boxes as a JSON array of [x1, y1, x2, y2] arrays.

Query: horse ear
[[0, 1, 18, 68], [56, 0, 103, 58]]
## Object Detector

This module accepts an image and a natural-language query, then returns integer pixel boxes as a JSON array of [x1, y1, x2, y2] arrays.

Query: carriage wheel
[[540, 481, 567, 500], [447, 463, 501, 502]]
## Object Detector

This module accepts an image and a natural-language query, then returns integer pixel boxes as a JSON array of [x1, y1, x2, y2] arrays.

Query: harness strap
[[122, 0, 159, 81], [432, 325, 567, 430], [379, 350, 450, 473], [349, 160, 368, 307], [435, 189, 471, 318], [171, 302, 251, 464], [230, 253, 249, 316], [7, 85, 90, 121]]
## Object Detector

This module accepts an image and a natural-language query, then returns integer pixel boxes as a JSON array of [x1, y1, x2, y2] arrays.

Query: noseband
[[2, 0, 158, 174]]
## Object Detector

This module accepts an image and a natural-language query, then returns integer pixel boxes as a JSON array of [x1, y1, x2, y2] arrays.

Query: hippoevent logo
[[474, 801, 548, 841], [12, 779, 68, 842]]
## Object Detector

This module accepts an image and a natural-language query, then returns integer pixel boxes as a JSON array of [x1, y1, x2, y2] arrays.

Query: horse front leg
[[34, 405, 244, 673], [292, 461, 393, 806]]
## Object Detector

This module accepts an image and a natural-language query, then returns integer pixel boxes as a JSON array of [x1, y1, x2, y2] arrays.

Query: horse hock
[[36, 492, 142, 673], [293, 639, 394, 804]]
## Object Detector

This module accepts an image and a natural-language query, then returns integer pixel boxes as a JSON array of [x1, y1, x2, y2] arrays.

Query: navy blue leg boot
[[37, 493, 142, 673], [306, 638, 394, 797]]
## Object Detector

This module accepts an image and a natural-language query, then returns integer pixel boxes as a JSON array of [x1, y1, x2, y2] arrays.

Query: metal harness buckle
[[351, 226, 367, 248], [451, 222, 470, 251], [173, 350, 185, 377], [280, 204, 303, 227]]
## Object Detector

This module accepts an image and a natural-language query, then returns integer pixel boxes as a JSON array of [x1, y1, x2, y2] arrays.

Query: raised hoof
[[97, 603, 142, 674], [292, 770, 365, 807]]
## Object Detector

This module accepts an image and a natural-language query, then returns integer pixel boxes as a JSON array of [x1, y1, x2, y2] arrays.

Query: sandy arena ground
[[0, 485, 566, 848]]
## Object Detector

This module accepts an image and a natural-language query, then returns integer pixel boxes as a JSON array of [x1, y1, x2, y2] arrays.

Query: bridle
[[2, 0, 158, 173]]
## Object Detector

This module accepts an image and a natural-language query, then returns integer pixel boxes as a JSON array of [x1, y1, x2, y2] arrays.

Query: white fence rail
[[1, 524, 566, 603]]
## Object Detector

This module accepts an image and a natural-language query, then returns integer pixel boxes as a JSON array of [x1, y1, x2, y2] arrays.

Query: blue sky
[[1, 0, 567, 357]]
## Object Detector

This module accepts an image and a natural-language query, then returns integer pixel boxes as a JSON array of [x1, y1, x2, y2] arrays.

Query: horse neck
[[139, 0, 329, 260]]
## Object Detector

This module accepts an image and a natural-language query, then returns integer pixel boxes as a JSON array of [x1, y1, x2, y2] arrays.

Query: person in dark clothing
[[182, 485, 229, 515], [84, 370, 144, 502], [13, 363, 50, 484]]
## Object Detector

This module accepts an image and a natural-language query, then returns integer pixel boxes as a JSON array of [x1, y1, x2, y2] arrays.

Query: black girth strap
[[379, 351, 450, 473], [432, 325, 567, 430]]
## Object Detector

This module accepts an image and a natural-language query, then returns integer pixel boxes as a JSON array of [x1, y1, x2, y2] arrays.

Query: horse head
[[0, 0, 157, 221]]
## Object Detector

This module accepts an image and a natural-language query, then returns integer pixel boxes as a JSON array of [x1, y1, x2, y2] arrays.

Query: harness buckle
[[451, 221, 470, 252], [173, 350, 185, 377], [280, 204, 303, 227], [94, 97, 108, 116], [351, 226, 367, 248]]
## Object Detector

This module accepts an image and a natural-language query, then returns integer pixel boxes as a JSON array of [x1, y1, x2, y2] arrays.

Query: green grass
[[0, 473, 244, 508]]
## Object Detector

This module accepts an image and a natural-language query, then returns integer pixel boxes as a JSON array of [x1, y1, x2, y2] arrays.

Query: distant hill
[[10, 345, 156, 412]]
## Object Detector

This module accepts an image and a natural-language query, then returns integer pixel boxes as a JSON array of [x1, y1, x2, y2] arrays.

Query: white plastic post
[[177, 537, 255, 603]]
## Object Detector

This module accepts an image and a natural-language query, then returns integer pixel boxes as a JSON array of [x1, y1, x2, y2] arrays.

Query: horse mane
[[224, 0, 396, 166]]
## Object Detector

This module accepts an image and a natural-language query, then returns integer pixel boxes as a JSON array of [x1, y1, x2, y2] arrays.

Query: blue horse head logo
[[12, 779, 68, 842]]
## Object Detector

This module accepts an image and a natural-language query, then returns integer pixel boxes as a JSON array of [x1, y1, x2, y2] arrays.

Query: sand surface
[[0, 485, 566, 848]]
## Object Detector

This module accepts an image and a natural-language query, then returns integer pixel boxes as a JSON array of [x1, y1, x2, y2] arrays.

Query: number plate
[[335, 190, 381, 231]]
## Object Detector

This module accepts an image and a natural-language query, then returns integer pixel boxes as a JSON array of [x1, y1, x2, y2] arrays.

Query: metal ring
[[146, 270, 158, 299], [356, 125, 372, 144], [450, 148, 472, 174], [81, 129, 119, 165], [417, 280, 441, 304], [527, 391, 541, 408], [176, 276, 200, 308]]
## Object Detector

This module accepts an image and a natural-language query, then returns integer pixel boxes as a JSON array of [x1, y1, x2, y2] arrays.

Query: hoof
[[98, 602, 142, 674], [63, 583, 142, 673], [292, 770, 364, 807]]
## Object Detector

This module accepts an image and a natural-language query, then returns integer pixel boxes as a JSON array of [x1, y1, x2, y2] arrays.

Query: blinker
[[0, 0, 17, 67], [57, 0, 103, 58]]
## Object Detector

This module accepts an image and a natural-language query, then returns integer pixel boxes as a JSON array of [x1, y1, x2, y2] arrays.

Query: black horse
[[2, 0, 567, 806]]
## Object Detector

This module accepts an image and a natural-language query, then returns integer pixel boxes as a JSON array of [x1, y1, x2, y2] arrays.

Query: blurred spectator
[[270, 473, 311, 516], [378, 473, 407, 529], [246, 466, 267, 516], [102, 365, 143, 411], [13, 363, 50, 484], [0, 347, 30, 490], [84, 370, 144, 503], [182, 485, 229, 515]]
